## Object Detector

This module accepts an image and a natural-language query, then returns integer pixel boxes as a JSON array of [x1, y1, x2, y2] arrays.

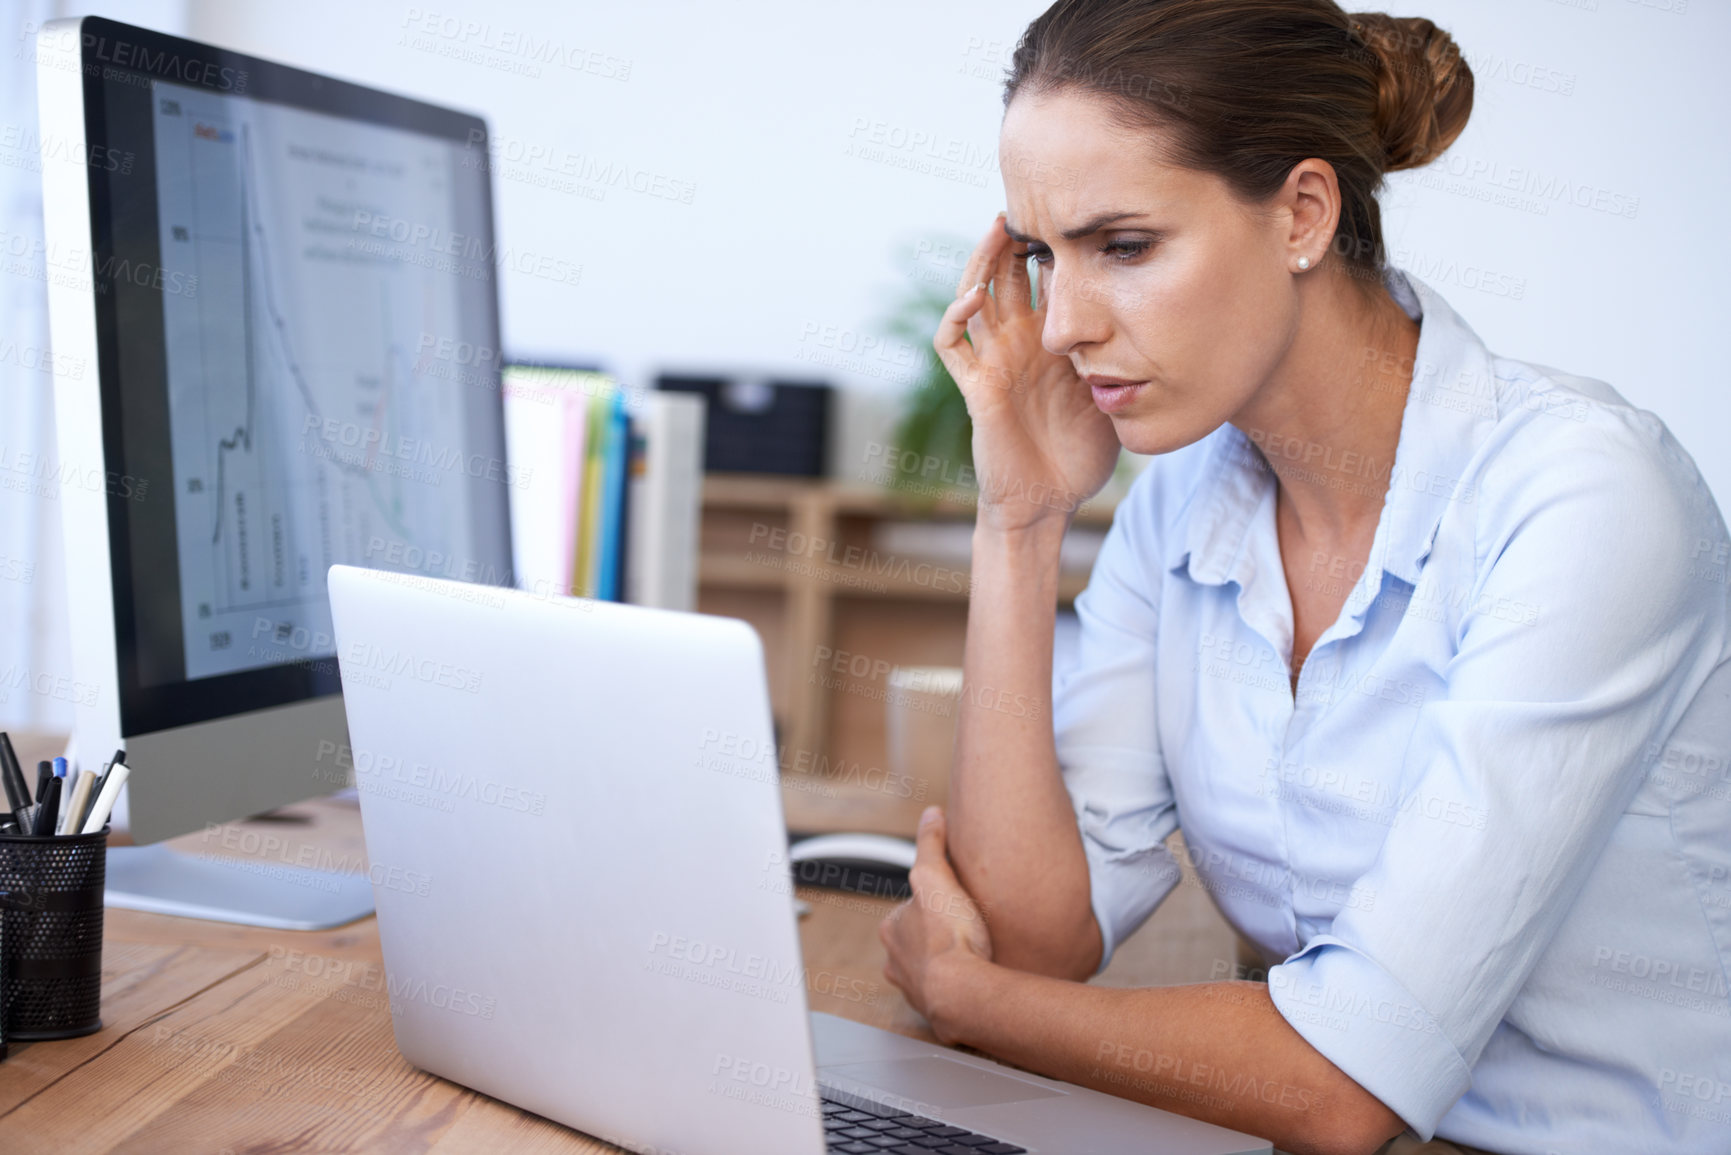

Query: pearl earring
[[1296, 256, 1311, 270]]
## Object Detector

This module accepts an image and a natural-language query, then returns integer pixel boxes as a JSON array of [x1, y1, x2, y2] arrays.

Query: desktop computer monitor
[[35, 17, 513, 926]]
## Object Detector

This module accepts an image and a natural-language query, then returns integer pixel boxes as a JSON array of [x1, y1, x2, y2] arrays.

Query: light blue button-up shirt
[[1055, 270, 1731, 1152]]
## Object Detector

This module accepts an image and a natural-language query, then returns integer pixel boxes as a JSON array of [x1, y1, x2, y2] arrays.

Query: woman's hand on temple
[[935, 213, 1123, 533], [878, 807, 994, 1043]]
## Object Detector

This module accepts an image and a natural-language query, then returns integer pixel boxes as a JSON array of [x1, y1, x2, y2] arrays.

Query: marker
[[0, 733, 28, 814], [81, 761, 130, 834], [31, 776, 61, 836], [3, 737, 29, 831], [52, 756, 68, 781]]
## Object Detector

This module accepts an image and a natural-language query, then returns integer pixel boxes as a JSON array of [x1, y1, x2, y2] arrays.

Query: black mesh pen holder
[[0, 826, 107, 1040]]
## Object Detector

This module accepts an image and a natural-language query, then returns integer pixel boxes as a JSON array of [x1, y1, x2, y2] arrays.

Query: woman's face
[[999, 89, 1306, 456]]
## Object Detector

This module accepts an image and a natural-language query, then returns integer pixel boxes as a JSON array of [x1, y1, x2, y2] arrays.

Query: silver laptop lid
[[328, 565, 824, 1155]]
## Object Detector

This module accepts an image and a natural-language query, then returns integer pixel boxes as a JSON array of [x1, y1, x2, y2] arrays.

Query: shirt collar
[[1169, 268, 1500, 590]]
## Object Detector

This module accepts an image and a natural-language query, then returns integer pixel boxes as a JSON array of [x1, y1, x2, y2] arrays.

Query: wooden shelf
[[702, 553, 1088, 604], [698, 474, 1117, 834], [702, 473, 1119, 527], [695, 553, 788, 590]]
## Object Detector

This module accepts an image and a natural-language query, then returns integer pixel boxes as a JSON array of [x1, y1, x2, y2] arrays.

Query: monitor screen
[[73, 21, 512, 734]]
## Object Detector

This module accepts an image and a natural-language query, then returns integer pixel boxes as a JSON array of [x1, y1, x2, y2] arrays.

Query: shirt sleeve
[[1055, 476, 1183, 971], [1267, 411, 1728, 1136]]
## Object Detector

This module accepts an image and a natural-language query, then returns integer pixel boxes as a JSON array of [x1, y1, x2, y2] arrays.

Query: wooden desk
[[0, 762, 1237, 1152]]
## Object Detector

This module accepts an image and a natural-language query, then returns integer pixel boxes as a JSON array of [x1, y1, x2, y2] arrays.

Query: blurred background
[[2, 0, 1726, 976]]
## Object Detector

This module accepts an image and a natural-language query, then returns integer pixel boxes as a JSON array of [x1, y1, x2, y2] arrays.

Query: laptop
[[327, 564, 1272, 1155]]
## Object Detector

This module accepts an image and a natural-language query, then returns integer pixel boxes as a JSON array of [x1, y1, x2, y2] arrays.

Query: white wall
[[5, 0, 1718, 729], [1369, 0, 1730, 508], [179, 0, 1731, 506], [183, 0, 1057, 476]]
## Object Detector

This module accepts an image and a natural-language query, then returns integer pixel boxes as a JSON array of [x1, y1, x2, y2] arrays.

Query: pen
[[81, 761, 129, 834], [0, 732, 28, 814], [31, 776, 61, 836], [34, 760, 50, 804], [76, 762, 108, 831], [47, 757, 71, 834], [86, 750, 124, 820], [58, 770, 97, 836]]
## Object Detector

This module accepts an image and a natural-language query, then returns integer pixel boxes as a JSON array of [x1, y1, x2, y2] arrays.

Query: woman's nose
[[1040, 265, 1108, 357]]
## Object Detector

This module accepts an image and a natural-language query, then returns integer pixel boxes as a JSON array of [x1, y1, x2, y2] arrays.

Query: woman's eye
[[1100, 238, 1154, 261], [1013, 246, 1053, 266]]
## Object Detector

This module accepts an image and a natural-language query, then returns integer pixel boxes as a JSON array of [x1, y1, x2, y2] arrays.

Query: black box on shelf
[[656, 375, 830, 477]]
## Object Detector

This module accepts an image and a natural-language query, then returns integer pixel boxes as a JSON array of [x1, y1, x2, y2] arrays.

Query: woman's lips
[[1084, 375, 1147, 414]]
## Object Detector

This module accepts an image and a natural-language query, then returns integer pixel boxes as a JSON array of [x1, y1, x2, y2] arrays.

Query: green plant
[[881, 278, 973, 501]]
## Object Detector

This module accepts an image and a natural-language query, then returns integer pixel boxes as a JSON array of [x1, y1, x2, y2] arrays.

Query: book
[[594, 391, 629, 602], [624, 391, 705, 611], [503, 367, 705, 607], [573, 391, 609, 597], [502, 366, 602, 597]]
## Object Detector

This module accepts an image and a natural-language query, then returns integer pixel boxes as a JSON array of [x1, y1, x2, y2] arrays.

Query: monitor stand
[[104, 844, 375, 931]]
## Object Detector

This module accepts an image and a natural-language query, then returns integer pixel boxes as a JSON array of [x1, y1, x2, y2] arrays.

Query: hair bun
[[1352, 13, 1474, 171]]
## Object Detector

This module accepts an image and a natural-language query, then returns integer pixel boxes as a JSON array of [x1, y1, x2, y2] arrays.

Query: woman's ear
[[1282, 158, 1341, 271]]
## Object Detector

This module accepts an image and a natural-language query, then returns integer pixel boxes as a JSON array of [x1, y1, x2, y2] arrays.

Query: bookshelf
[[696, 475, 1118, 835]]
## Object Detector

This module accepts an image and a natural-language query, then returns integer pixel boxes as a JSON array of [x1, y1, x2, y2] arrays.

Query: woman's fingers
[[879, 905, 915, 994], [957, 214, 1010, 330], [934, 285, 988, 388], [992, 237, 1033, 320], [955, 213, 1010, 297]]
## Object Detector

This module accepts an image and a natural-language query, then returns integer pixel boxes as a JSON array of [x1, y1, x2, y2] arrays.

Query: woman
[[876, 2, 1731, 1154]]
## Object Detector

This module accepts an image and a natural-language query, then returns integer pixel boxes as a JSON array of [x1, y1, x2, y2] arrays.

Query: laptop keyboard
[[821, 1088, 1027, 1154]]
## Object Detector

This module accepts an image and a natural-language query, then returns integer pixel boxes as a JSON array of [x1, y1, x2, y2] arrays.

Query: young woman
[[876, 3, 1731, 1154]]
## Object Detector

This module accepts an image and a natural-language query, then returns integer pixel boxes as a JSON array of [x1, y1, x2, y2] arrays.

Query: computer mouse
[[786, 832, 917, 900], [789, 832, 917, 870]]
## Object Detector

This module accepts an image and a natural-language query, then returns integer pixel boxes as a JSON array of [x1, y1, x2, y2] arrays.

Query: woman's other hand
[[878, 806, 994, 1042]]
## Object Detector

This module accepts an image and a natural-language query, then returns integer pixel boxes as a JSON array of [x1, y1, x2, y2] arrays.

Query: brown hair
[[1005, 0, 1474, 277]]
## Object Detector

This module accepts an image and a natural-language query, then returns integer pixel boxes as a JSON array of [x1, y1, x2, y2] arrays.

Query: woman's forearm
[[948, 516, 1102, 979], [930, 958, 1404, 1155]]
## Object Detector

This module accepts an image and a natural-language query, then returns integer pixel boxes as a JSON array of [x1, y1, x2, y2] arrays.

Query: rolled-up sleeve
[[1268, 413, 1727, 1136], [1055, 478, 1182, 970]]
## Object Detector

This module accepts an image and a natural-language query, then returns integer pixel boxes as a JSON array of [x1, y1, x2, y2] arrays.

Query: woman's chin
[[1108, 408, 1218, 458]]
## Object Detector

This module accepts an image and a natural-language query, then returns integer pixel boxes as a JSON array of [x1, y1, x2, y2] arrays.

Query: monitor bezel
[[70, 16, 509, 737]]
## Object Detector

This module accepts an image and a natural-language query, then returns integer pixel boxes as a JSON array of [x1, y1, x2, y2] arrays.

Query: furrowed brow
[[1003, 211, 1152, 245]]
